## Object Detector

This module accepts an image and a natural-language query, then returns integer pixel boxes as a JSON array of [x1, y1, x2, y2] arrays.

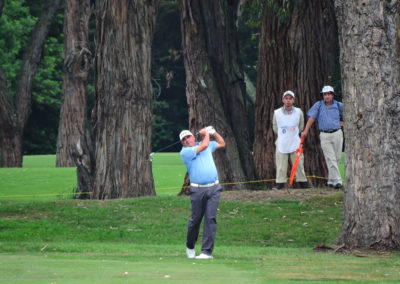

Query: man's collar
[[282, 105, 293, 114]]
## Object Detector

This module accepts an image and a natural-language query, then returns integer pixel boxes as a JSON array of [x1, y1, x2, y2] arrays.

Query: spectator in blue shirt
[[301, 86, 344, 189], [180, 126, 225, 259]]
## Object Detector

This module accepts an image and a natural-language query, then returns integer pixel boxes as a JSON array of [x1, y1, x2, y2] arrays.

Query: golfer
[[272, 90, 311, 190], [301, 85, 343, 188], [179, 126, 225, 259]]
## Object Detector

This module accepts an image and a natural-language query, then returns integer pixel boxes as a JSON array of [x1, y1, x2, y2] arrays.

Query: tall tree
[[334, 0, 400, 249], [178, 0, 256, 190], [89, 0, 159, 198], [56, 0, 91, 167], [0, 0, 61, 167], [253, 0, 338, 186]]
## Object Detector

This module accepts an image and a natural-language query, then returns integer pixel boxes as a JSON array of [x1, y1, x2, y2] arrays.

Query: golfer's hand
[[199, 128, 209, 136], [206, 126, 215, 135]]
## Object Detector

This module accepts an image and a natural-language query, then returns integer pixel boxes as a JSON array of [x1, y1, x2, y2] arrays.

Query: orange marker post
[[289, 137, 305, 186]]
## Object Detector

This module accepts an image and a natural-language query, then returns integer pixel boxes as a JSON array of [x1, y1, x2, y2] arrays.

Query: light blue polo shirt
[[180, 141, 218, 184], [307, 100, 343, 131]]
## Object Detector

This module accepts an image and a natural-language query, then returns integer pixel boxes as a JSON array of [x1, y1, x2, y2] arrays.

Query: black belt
[[320, 129, 340, 133]]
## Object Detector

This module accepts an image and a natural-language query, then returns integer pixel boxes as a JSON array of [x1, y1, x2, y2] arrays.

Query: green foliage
[[0, 0, 36, 95], [238, 0, 298, 27], [237, 0, 299, 83], [152, 100, 174, 151], [24, 13, 64, 155], [0, 0, 262, 155], [265, 0, 297, 23], [237, 1, 263, 84], [31, 36, 63, 109], [0, 0, 64, 154], [239, 0, 265, 28], [151, 1, 188, 152]]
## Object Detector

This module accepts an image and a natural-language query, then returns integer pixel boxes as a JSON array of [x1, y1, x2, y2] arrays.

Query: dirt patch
[[221, 188, 342, 202]]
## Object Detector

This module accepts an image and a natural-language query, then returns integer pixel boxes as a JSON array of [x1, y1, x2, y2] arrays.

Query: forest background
[[0, 0, 268, 155], [0, 0, 339, 155]]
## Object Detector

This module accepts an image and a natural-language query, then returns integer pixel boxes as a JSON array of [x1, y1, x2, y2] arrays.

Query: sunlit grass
[[0, 153, 187, 200], [1, 248, 398, 284], [0, 152, 345, 200]]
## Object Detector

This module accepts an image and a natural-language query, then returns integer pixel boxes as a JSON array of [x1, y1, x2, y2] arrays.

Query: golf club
[[149, 131, 200, 162]]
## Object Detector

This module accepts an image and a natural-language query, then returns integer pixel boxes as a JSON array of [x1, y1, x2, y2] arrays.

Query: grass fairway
[[0, 155, 76, 200], [0, 153, 186, 200], [1, 246, 399, 284], [0, 154, 399, 283]]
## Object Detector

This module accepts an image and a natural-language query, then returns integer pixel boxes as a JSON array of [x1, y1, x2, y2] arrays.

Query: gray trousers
[[186, 184, 222, 255]]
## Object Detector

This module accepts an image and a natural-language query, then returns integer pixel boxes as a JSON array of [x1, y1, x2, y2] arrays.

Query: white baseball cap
[[282, 90, 295, 99], [179, 130, 193, 141], [320, 85, 335, 94]]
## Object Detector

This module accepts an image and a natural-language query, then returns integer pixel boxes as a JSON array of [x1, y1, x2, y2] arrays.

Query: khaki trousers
[[320, 130, 343, 185], [275, 149, 307, 184]]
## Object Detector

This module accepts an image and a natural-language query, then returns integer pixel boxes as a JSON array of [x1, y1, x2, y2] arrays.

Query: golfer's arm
[[214, 132, 226, 149], [196, 132, 210, 154]]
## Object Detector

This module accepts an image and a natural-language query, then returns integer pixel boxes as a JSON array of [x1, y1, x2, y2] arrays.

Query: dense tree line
[[0, 0, 255, 157]]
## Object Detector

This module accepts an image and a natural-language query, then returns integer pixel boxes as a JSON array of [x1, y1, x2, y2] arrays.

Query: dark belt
[[320, 129, 340, 133]]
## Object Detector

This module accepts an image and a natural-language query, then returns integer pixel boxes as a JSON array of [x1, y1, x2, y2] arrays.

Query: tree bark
[[56, 0, 91, 167], [334, 0, 400, 250], [0, 67, 19, 167], [0, 9, 15, 167], [91, 0, 159, 199], [178, 0, 256, 190], [72, 131, 94, 199], [0, 0, 61, 167], [253, 0, 338, 187], [398, 8, 400, 56]]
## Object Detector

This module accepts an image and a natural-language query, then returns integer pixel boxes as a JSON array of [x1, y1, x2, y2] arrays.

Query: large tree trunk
[[56, 0, 91, 167], [0, 67, 20, 167], [253, 0, 338, 187], [0, 0, 61, 167], [398, 8, 400, 56], [72, 132, 94, 199], [335, 0, 400, 250], [179, 0, 256, 190], [91, 0, 158, 199], [0, 5, 17, 167]]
